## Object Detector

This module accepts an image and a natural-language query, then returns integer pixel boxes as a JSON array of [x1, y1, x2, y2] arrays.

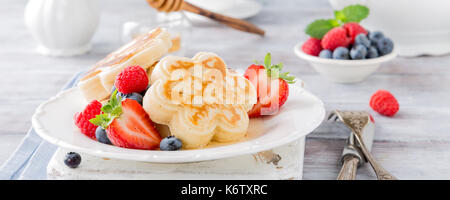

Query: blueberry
[[160, 136, 182, 151], [140, 85, 150, 96], [376, 37, 394, 55], [367, 46, 379, 59], [125, 93, 143, 105], [355, 34, 371, 48], [95, 126, 112, 145], [111, 85, 117, 94], [116, 92, 129, 101], [332, 47, 349, 60], [111, 86, 128, 101], [350, 45, 367, 60], [64, 152, 81, 168], [368, 31, 384, 42], [112, 85, 148, 102], [319, 50, 332, 59]]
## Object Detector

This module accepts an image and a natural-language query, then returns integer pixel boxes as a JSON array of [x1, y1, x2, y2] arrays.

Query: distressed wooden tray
[[47, 138, 305, 180]]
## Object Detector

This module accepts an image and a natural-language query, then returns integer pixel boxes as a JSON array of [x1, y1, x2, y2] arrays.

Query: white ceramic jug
[[24, 0, 100, 56]]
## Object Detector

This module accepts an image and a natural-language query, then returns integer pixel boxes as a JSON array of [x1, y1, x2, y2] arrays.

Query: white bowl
[[294, 43, 397, 83]]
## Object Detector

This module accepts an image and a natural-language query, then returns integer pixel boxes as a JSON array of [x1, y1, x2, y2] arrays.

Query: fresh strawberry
[[343, 22, 368, 44], [301, 37, 322, 56], [369, 115, 375, 123], [115, 65, 149, 94], [321, 27, 351, 50], [244, 53, 295, 117], [90, 91, 162, 150], [74, 100, 102, 139]]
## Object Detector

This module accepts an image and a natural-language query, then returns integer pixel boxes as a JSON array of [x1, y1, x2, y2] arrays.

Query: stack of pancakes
[[77, 28, 256, 149], [143, 52, 257, 149]]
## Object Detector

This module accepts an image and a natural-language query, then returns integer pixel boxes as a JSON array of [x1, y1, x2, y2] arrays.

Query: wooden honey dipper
[[146, 0, 265, 36]]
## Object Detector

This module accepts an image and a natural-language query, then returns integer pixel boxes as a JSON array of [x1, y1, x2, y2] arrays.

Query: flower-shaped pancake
[[143, 52, 257, 149]]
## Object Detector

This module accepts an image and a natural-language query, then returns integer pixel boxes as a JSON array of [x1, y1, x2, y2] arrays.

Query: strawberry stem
[[259, 53, 296, 84]]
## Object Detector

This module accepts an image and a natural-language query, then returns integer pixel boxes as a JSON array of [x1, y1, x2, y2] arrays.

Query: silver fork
[[328, 110, 397, 180]]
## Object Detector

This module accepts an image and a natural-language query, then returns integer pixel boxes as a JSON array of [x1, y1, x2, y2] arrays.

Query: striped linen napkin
[[0, 71, 84, 180]]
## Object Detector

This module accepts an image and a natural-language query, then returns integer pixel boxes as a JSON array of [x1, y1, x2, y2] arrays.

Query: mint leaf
[[89, 115, 105, 127], [112, 106, 122, 116], [305, 19, 337, 39], [110, 90, 118, 107], [329, 19, 340, 27], [89, 114, 110, 128], [101, 105, 113, 114], [334, 10, 346, 23], [99, 114, 110, 122], [341, 4, 369, 23], [88, 89, 123, 129]]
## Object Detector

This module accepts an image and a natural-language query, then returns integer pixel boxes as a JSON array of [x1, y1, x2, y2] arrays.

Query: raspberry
[[301, 38, 322, 56], [321, 27, 351, 50], [115, 66, 149, 94], [369, 115, 375, 123], [343, 22, 368, 44], [74, 100, 102, 139], [370, 90, 399, 117]]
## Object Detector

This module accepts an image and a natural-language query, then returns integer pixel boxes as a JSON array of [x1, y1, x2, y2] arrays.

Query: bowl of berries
[[294, 4, 397, 83]]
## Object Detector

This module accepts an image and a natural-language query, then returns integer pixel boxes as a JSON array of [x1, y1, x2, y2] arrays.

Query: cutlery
[[336, 132, 370, 180], [146, 0, 265, 36], [330, 115, 374, 180], [329, 110, 397, 180]]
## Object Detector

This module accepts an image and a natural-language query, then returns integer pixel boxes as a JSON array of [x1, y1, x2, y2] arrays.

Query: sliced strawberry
[[248, 101, 262, 117], [255, 77, 289, 116], [244, 53, 294, 117], [106, 99, 161, 150]]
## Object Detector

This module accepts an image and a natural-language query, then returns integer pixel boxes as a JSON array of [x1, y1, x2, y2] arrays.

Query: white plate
[[185, 0, 262, 21], [32, 84, 325, 163]]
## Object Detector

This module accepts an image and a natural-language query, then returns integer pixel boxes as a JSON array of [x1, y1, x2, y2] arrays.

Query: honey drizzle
[[201, 57, 226, 76], [169, 60, 195, 71], [189, 104, 241, 126]]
